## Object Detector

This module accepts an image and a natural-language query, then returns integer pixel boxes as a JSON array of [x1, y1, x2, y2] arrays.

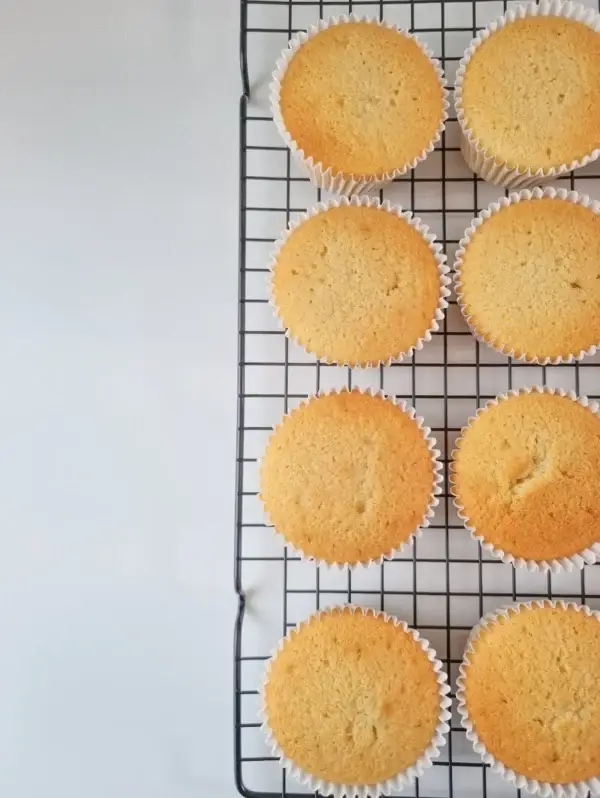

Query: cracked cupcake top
[[259, 390, 436, 565], [462, 603, 600, 785], [451, 391, 600, 562], [264, 607, 442, 785], [456, 196, 600, 362]]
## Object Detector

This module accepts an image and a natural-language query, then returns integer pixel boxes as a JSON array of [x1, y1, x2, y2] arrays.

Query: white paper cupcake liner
[[270, 15, 449, 197], [260, 604, 452, 797], [454, 186, 600, 365], [457, 600, 600, 797], [450, 385, 600, 573], [269, 195, 451, 367], [455, 0, 600, 189], [259, 387, 443, 569]]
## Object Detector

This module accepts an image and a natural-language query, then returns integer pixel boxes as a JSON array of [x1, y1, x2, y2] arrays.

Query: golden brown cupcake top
[[452, 391, 600, 562], [461, 16, 600, 171], [264, 607, 442, 785], [463, 603, 600, 784], [260, 390, 436, 564], [456, 197, 600, 362], [278, 22, 445, 176], [272, 203, 444, 366]]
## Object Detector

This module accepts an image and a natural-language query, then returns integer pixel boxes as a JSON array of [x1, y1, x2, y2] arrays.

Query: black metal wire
[[234, 1, 600, 796]]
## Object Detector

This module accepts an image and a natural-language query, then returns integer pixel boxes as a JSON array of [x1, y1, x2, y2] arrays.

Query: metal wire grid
[[234, 1, 600, 796]]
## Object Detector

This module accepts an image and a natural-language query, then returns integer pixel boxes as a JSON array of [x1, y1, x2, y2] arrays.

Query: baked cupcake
[[270, 197, 450, 367], [451, 387, 600, 571], [262, 605, 451, 795], [259, 389, 441, 566], [455, 3, 600, 188], [458, 601, 600, 795], [455, 188, 600, 364], [271, 16, 448, 195]]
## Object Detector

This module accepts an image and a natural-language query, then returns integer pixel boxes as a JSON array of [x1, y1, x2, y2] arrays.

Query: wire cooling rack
[[234, 1, 600, 796]]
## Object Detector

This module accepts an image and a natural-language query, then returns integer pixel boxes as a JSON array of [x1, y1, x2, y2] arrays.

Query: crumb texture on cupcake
[[272, 204, 442, 365], [464, 604, 600, 784], [265, 607, 441, 784], [457, 197, 600, 361], [452, 391, 600, 561], [279, 22, 444, 176], [461, 16, 600, 171], [260, 390, 435, 564]]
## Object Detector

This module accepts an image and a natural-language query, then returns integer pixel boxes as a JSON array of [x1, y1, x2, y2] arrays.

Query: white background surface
[[0, 1, 239, 796], [4, 1, 600, 797]]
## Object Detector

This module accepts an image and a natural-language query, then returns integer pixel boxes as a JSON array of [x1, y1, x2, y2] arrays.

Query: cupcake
[[455, 2, 600, 188], [455, 188, 600, 364], [458, 601, 600, 795], [271, 16, 448, 196], [451, 387, 600, 571], [261, 605, 451, 796], [270, 196, 450, 367], [259, 389, 442, 567]]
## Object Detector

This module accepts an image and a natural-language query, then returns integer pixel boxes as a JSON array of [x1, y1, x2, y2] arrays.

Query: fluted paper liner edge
[[454, 186, 600, 365], [454, 0, 600, 189], [270, 15, 449, 196], [269, 194, 451, 367]]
